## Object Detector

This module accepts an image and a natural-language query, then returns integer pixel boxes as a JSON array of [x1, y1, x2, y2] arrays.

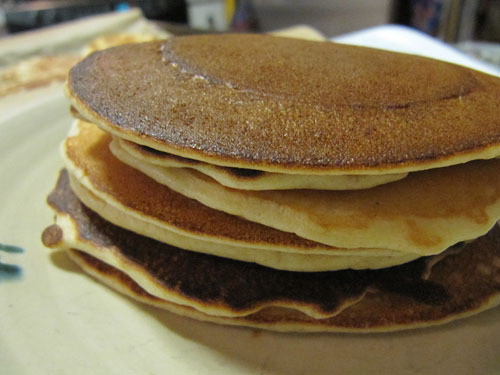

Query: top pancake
[[66, 34, 500, 174]]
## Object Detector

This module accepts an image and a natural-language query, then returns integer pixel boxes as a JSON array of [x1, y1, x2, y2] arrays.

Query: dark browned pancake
[[42, 170, 500, 331], [67, 247, 500, 332], [66, 34, 500, 174]]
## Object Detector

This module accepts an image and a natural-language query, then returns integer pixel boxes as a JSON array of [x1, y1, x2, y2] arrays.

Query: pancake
[[66, 34, 500, 175], [44, 32, 500, 333], [69, 173, 417, 271], [66, 247, 500, 332], [0, 54, 79, 97], [41, 180, 500, 331], [42, 181, 368, 319], [62, 121, 418, 271], [109, 126, 500, 255], [115, 137, 408, 190]]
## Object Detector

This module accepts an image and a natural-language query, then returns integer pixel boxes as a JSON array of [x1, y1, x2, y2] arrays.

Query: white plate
[[1, 27, 499, 375]]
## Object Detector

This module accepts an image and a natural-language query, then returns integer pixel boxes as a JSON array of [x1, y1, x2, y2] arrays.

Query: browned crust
[[63, 219, 500, 331], [42, 169, 487, 321], [41, 224, 64, 248], [45, 171, 368, 315], [67, 35, 500, 174]]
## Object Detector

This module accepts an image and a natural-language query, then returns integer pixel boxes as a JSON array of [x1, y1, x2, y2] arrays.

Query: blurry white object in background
[[187, 0, 228, 31], [456, 40, 500, 69], [254, 0, 391, 37], [333, 24, 500, 77], [0, 9, 168, 67]]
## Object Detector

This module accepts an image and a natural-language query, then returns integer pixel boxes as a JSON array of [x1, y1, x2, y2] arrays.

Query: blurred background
[[0, 0, 499, 63], [0, 0, 498, 40]]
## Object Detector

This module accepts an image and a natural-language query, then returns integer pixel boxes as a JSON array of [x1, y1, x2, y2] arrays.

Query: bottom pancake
[[65, 237, 500, 332], [42, 174, 500, 332]]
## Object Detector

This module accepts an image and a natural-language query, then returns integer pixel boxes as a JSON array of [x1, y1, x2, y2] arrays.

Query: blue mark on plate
[[0, 243, 24, 282]]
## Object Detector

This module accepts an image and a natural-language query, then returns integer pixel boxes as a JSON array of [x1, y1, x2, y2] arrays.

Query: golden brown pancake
[[62, 121, 420, 271], [69, 175, 417, 271], [115, 137, 408, 190], [41, 175, 500, 331], [108, 122, 500, 255], [66, 34, 500, 174]]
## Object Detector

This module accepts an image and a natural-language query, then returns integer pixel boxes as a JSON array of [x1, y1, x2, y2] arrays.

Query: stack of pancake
[[42, 34, 500, 332]]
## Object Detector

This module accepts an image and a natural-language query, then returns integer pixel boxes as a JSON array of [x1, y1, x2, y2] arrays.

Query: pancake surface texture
[[66, 34, 500, 174]]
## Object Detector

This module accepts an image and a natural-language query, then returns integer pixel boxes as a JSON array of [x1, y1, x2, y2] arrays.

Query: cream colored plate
[[1, 28, 499, 375]]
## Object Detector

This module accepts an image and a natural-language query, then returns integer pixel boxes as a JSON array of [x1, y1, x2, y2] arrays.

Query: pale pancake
[[66, 34, 500, 175], [0, 28, 168, 99], [110, 131, 500, 255], [0, 54, 79, 97], [41, 186, 500, 330], [116, 137, 407, 190], [62, 121, 418, 271]]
